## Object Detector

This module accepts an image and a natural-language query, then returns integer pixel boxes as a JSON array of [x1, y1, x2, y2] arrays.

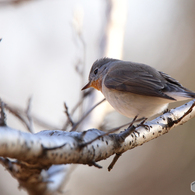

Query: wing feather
[[104, 63, 176, 100]]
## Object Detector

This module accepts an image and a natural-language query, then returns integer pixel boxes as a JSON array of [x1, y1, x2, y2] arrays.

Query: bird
[[82, 58, 195, 120]]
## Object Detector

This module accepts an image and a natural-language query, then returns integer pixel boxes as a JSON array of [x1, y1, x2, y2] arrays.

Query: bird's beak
[[81, 81, 91, 90]]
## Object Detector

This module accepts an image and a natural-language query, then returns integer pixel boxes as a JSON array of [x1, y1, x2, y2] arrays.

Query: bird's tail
[[165, 91, 195, 101]]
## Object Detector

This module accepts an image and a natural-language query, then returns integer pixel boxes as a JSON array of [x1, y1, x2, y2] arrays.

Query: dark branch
[[0, 100, 6, 126], [64, 102, 75, 129], [108, 153, 122, 171], [25, 97, 34, 133], [4, 104, 32, 131]]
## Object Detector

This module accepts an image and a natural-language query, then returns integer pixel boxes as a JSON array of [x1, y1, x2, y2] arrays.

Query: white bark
[[1, 99, 195, 165], [0, 99, 195, 194]]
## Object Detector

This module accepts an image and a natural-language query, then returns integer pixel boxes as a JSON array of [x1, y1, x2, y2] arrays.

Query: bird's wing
[[104, 64, 176, 100]]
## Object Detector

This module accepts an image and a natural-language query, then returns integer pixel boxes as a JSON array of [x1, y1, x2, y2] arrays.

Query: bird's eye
[[94, 68, 98, 75]]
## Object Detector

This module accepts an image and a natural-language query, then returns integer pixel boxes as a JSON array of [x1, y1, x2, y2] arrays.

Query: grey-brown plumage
[[104, 60, 195, 100], [82, 58, 195, 118]]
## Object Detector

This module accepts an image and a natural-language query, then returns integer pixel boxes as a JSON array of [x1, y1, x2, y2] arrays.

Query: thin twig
[[79, 116, 140, 147], [78, 34, 86, 117], [70, 98, 106, 131], [72, 8, 86, 117], [108, 153, 122, 171], [4, 102, 60, 130], [31, 116, 60, 130], [71, 89, 93, 115], [64, 102, 75, 128], [25, 97, 34, 133], [0, 100, 6, 126], [4, 104, 32, 131], [0, 0, 34, 5], [62, 89, 93, 130]]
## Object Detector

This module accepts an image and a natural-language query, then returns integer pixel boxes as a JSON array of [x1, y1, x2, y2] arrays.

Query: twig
[[4, 104, 32, 131], [0, 99, 194, 195], [64, 102, 75, 128], [72, 7, 86, 117], [79, 115, 138, 148], [0, 0, 35, 6], [71, 90, 92, 114], [108, 153, 122, 171], [4, 102, 60, 130], [70, 98, 106, 131], [0, 99, 6, 126], [25, 97, 34, 133], [88, 161, 102, 169], [0, 99, 195, 167], [62, 89, 93, 130], [31, 115, 60, 130]]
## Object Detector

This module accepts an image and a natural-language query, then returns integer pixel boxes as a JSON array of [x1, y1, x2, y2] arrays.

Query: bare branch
[[108, 153, 122, 171], [72, 6, 86, 117], [0, 99, 195, 194], [63, 102, 75, 129], [70, 98, 106, 131], [0, 157, 72, 195], [79, 116, 139, 147], [32, 115, 60, 130], [4, 102, 60, 130], [4, 103, 32, 131], [62, 89, 93, 130], [25, 97, 34, 133], [0, 99, 6, 126], [0, 0, 34, 6], [0, 100, 194, 167]]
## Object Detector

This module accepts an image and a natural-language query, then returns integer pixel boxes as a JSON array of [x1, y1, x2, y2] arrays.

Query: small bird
[[82, 58, 195, 119]]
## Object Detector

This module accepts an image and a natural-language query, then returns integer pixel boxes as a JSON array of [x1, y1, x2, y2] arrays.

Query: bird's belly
[[102, 87, 170, 118]]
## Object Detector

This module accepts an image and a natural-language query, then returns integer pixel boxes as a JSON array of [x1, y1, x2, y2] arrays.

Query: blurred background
[[1, 0, 195, 194]]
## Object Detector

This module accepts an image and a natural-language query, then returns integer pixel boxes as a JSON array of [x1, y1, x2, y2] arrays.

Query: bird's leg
[[116, 116, 138, 142], [163, 108, 170, 114], [117, 116, 149, 140], [136, 117, 150, 130], [138, 117, 148, 125]]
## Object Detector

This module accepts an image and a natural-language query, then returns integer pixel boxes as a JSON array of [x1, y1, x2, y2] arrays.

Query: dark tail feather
[[186, 91, 195, 98]]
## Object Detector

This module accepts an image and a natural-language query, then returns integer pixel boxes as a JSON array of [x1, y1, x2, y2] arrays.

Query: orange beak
[[81, 81, 92, 90]]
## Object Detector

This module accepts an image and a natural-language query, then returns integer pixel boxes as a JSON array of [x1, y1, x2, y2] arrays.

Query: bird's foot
[[163, 109, 170, 114], [136, 117, 150, 130]]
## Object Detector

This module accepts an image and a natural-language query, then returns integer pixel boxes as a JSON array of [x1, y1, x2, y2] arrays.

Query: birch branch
[[0, 100, 194, 175], [1, 100, 195, 166]]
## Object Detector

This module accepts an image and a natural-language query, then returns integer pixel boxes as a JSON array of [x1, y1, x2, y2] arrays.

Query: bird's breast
[[101, 84, 170, 118]]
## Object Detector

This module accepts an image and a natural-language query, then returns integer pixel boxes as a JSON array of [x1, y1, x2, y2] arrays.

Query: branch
[[0, 100, 194, 180], [70, 98, 106, 131], [1, 100, 194, 166], [64, 102, 75, 127], [4, 102, 61, 130], [0, 100, 6, 126]]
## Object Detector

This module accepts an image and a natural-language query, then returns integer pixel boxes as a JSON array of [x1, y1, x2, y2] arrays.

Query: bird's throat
[[91, 79, 102, 91]]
